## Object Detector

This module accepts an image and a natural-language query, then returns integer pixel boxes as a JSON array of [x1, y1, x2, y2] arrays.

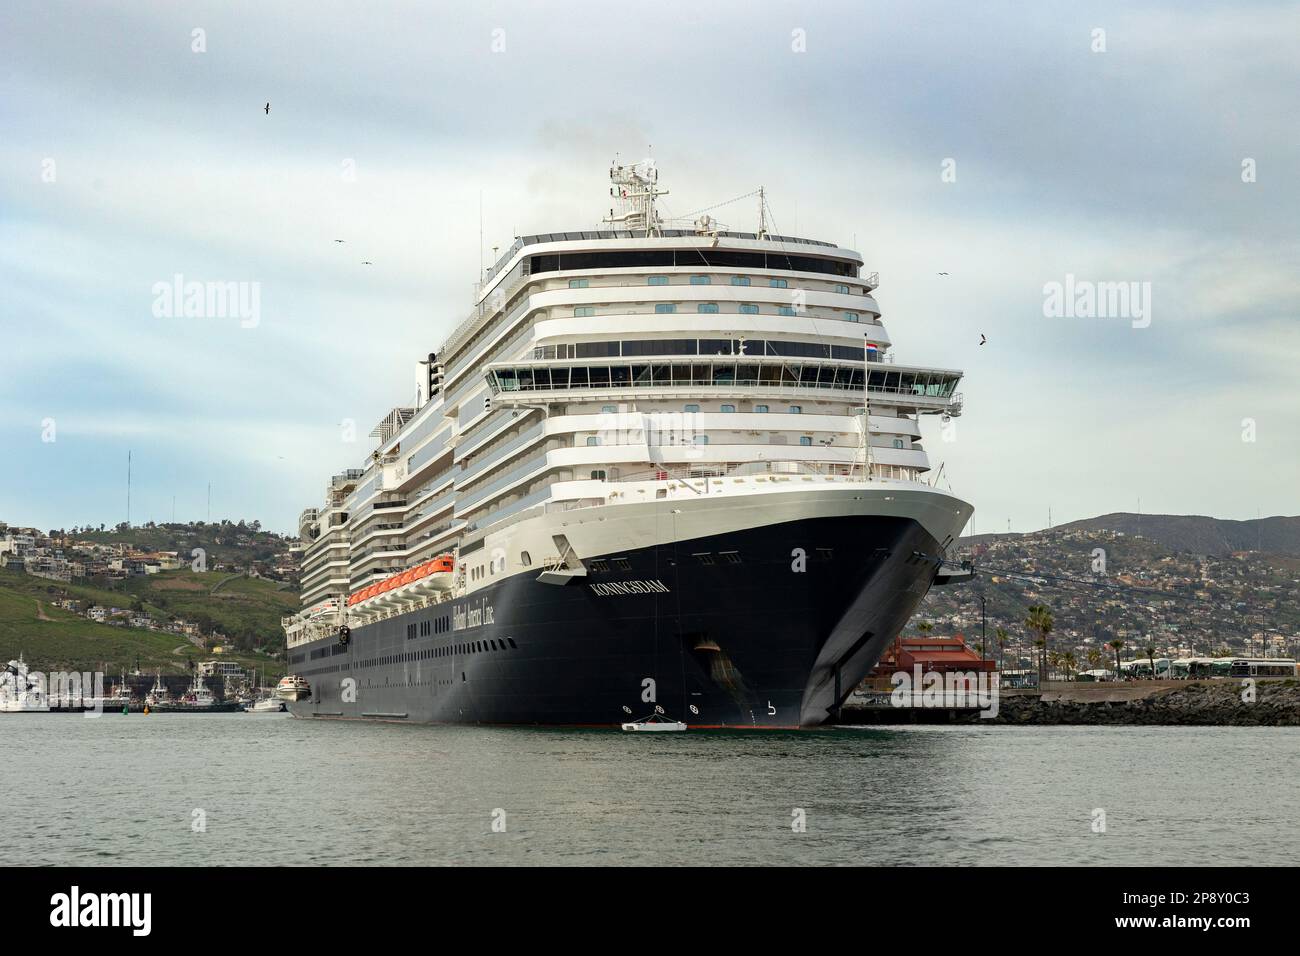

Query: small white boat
[[245, 696, 287, 714], [621, 713, 687, 732]]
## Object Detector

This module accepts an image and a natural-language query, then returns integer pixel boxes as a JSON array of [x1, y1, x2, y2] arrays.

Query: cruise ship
[[283, 161, 973, 728]]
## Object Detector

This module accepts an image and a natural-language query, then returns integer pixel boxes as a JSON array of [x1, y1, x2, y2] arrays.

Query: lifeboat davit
[[372, 577, 402, 609]]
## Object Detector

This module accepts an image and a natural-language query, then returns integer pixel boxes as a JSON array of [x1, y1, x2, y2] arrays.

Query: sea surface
[[6, 714, 1297, 866]]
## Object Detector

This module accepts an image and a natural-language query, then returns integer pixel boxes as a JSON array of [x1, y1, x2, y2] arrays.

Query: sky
[[1, 0, 1297, 536]]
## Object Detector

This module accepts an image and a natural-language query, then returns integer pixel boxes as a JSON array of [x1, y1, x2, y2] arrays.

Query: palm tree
[[1062, 651, 1077, 681], [1108, 639, 1125, 678], [1087, 648, 1102, 673], [1025, 605, 1054, 684], [995, 627, 1009, 673], [917, 621, 934, 636], [1145, 643, 1157, 680]]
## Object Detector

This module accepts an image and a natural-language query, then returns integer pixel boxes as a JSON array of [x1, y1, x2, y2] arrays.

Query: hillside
[[921, 521, 1300, 668], [1049, 513, 1300, 557], [68, 520, 294, 570], [0, 568, 291, 676]]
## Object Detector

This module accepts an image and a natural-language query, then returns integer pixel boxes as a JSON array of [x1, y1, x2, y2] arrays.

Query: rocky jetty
[[979, 680, 1300, 726]]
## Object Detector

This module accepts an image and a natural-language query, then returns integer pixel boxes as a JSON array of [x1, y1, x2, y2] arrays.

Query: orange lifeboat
[[424, 554, 457, 592]]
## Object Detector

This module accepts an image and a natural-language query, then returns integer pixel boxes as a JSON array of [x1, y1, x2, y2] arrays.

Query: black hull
[[288, 514, 942, 728]]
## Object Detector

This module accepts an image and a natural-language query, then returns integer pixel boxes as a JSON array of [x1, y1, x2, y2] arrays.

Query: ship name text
[[588, 579, 671, 597]]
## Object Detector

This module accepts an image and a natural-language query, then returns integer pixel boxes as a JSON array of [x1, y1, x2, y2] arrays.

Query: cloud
[[1, 0, 1295, 533]]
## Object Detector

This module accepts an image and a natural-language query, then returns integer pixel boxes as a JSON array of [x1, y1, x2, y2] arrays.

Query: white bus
[[1229, 658, 1297, 678]]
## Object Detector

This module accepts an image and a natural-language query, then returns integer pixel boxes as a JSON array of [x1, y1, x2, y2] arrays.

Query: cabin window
[[770, 278, 788, 289], [568, 278, 589, 289], [573, 306, 595, 317], [602, 404, 617, 413], [647, 275, 669, 285], [834, 284, 850, 294], [731, 276, 751, 286], [789, 405, 802, 414], [590, 470, 607, 480], [720, 404, 735, 413], [655, 303, 676, 314], [755, 404, 769, 413], [844, 312, 860, 323], [892, 438, 904, 449], [690, 275, 711, 285], [739, 304, 759, 314], [799, 436, 813, 446], [693, 435, 709, 445], [778, 306, 796, 316], [520, 551, 531, 566], [684, 403, 700, 413], [697, 303, 719, 313], [586, 436, 600, 446]]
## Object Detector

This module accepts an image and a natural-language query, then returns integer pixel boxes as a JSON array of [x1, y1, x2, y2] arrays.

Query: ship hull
[[288, 513, 945, 728]]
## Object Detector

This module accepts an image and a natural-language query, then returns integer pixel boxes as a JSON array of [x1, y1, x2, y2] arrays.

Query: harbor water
[[7, 714, 1297, 866]]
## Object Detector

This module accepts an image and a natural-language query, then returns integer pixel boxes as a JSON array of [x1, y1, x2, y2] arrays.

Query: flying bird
[[333, 239, 345, 243], [264, 102, 270, 114], [361, 260, 373, 266], [979, 333, 987, 346], [937, 272, 949, 276]]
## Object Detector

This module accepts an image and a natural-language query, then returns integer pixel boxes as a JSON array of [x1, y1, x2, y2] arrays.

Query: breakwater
[[841, 679, 1300, 726]]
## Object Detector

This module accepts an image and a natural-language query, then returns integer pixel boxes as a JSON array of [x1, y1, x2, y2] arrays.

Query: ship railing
[[606, 460, 921, 484]]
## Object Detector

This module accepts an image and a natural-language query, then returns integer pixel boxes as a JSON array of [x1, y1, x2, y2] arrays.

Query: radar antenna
[[604, 158, 668, 236]]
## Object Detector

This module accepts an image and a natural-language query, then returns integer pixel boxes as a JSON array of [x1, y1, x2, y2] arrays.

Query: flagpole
[[863, 333, 873, 481]]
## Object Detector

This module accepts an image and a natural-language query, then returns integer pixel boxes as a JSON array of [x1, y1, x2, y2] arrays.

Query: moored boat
[[0, 656, 50, 713]]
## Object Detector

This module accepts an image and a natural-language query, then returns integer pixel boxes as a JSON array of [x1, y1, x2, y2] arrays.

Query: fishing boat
[[153, 671, 242, 713], [144, 670, 172, 708]]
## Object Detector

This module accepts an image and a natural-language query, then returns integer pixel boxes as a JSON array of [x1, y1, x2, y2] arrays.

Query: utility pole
[[979, 594, 987, 660], [126, 450, 132, 528]]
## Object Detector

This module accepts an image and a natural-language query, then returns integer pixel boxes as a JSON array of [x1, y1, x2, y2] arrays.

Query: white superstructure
[[287, 161, 969, 667]]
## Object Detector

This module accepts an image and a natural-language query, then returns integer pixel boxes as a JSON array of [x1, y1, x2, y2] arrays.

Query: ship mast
[[603, 159, 667, 236]]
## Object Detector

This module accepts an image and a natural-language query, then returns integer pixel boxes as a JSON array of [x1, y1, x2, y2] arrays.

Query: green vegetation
[[0, 568, 289, 677]]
